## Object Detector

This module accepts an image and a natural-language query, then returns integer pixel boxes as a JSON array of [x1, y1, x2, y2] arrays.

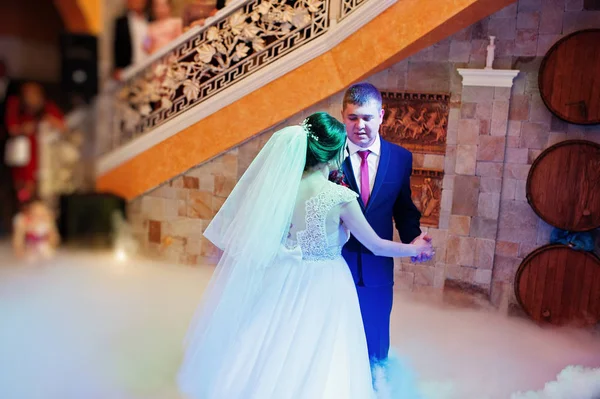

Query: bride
[[177, 112, 432, 399]]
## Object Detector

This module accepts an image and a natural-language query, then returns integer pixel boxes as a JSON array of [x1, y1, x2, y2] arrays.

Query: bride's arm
[[340, 200, 431, 258]]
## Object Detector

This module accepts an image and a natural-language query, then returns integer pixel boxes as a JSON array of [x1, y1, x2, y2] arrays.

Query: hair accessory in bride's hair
[[301, 118, 318, 142]]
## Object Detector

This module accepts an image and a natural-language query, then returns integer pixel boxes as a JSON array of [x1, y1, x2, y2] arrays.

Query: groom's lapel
[[366, 139, 390, 212]]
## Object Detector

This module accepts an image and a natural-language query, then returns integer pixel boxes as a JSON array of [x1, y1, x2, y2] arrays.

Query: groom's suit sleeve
[[393, 152, 422, 244]]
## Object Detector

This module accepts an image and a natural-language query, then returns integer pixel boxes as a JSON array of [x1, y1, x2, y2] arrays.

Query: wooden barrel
[[515, 244, 600, 327], [526, 140, 600, 232], [538, 29, 600, 125]]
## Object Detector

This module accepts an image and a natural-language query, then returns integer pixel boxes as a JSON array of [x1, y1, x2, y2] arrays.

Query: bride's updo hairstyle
[[302, 112, 346, 171]]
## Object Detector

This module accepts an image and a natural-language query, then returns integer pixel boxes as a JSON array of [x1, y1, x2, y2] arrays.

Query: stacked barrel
[[514, 140, 600, 327]]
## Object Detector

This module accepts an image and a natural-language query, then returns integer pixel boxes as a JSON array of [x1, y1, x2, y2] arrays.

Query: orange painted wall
[[54, 0, 102, 34]]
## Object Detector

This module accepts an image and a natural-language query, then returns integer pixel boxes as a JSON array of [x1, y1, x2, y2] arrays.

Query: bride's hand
[[413, 244, 434, 259]]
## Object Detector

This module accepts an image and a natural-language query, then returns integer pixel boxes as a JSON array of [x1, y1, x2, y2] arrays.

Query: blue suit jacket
[[341, 139, 422, 287]]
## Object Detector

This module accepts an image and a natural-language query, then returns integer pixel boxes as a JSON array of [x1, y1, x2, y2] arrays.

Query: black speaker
[[58, 192, 127, 247], [60, 33, 98, 104]]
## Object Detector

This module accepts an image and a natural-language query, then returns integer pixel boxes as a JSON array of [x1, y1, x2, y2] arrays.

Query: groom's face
[[341, 100, 384, 148]]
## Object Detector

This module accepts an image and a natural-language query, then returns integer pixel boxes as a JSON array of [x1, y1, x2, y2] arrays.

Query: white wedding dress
[[178, 125, 422, 399], [179, 182, 377, 398]]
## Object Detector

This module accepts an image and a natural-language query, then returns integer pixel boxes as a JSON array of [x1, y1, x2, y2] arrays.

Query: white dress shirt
[[127, 12, 149, 66], [346, 134, 381, 194]]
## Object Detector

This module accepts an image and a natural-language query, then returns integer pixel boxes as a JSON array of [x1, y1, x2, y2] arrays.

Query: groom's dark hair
[[342, 82, 382, 110]]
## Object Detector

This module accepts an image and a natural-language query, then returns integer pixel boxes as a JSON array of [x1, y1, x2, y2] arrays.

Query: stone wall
[[128, 0, 600, 309]]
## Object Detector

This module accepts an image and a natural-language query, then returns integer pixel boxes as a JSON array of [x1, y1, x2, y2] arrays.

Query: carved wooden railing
[[340, 0, 367, 19], [100, 0, 377, 156]]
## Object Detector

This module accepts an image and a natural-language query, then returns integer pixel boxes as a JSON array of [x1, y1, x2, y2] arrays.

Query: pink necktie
[[358, 150, 370, 205]]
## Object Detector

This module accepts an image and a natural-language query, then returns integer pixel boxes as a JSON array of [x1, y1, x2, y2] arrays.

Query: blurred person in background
[[4, 82, 66, 204], [113, 0, 149, 80], [144, 0, 183, 54], [12, 197, 60, 262]]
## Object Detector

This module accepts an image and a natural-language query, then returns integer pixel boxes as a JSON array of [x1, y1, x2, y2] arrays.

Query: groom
[[340, 82, 432, 363]]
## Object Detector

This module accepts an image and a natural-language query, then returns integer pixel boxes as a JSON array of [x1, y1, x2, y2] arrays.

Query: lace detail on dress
[[294, 184, 358, 261]]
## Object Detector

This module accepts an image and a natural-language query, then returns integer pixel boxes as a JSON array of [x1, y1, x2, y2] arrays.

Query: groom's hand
[[410, 233, 434, 263]]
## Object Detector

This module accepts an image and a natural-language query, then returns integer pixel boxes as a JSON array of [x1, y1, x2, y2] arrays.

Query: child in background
[[12, 198, 60, 262]]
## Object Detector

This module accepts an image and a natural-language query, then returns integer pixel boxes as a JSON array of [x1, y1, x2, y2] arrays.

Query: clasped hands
[[411, 233, 434, 263]]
